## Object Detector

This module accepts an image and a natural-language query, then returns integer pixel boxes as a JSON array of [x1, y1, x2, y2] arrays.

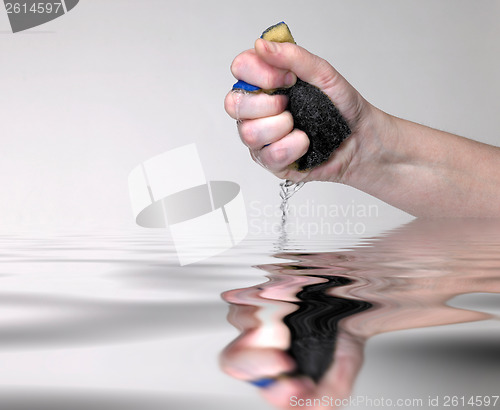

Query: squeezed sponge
[[233, 22, 351, 171], [273, 79, 351, 170], [261, 21, 296, 43]]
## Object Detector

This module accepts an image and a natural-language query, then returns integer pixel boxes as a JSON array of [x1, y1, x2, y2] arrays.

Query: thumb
[[254, 38, 366, 126], [254, 38, 342, 93]]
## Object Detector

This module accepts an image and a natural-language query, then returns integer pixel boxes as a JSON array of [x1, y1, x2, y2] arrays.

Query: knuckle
[[265, 70, 277, 89], [265, 70, 284, 90], [239, 122, 258, 148], [230, 54, 245, 77], [282, 110, 294, 129], [230, 49, 255, 78], [272, 95, 288, 114], [268, 145, 289, 165], [288, 43, 302, 62], [315, 60, 338, 89]]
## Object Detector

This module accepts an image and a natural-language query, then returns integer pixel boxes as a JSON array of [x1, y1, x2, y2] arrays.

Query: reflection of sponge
[[283, 275, 372, 383], [233, 22, 351, 171]]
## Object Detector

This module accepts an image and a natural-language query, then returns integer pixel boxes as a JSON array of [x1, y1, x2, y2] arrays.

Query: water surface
[[1, 219, 499, 409]]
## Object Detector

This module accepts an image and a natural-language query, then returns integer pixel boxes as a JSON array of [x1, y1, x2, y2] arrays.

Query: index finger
[[231, 49, 296, 90], [224, 91, 288, 120]]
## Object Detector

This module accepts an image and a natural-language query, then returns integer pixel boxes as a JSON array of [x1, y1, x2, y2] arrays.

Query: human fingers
[[238, 111, 294, 150], [254, 39, 364, 123], [254, 39, 341, 93], [224, 91, 288, 120], [257, 336, 364, 409], [231, 49, 297, 90], [251, 129, 309, 173], [220, 345, 296, 382]]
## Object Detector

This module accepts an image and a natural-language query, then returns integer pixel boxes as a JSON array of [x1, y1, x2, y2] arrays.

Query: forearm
[[344, 107, 500, 217]]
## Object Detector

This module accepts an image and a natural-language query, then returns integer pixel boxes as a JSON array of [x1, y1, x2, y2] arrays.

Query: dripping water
[[277, 179, 305, 250], [231, 90, 305, 249]]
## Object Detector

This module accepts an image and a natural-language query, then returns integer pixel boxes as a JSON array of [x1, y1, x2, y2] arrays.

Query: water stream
[[277, 179, 305, 250]]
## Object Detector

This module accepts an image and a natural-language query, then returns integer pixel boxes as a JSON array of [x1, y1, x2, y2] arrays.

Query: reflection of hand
[[221, 276, 365, 409], [220, 219, 500, 409], [319, 219, 500, 339]]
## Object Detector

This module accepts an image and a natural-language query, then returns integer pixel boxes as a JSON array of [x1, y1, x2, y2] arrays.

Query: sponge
[[233, 22, 351, 171], [261, 21, 296, 43]]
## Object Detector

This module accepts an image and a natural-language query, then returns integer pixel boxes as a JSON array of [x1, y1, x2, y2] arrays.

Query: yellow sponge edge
[[261, 22, 296, 44]]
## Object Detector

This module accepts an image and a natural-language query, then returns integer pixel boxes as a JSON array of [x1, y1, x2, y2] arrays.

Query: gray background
[[1, 0, 499, 232]]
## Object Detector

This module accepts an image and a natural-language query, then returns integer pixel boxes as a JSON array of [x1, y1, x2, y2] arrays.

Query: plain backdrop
[[1, 0, 499, 232]]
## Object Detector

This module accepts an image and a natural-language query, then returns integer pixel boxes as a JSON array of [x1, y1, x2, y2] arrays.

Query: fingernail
[[249, 378, 277, 388], [285, 71, 296, 87]]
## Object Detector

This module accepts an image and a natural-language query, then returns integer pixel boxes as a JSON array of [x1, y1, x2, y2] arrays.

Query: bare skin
[[225, 39, 500, 217]]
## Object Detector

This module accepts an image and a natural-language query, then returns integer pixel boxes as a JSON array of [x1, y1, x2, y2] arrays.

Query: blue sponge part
[[249, 377, 277, 388], [232, 80, 261, 92]]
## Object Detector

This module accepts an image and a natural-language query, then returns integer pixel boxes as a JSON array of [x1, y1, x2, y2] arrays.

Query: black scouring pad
[[233, 22, 351, 171], [283, 275, 372, 383], [273, 79, 351, 171]]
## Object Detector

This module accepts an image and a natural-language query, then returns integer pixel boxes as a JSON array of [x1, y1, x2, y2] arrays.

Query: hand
[[224, 38, 386, 184], [225, 39, 500, 216]]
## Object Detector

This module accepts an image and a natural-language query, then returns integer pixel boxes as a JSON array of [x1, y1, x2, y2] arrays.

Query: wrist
[[339, 104, 401, 190]]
